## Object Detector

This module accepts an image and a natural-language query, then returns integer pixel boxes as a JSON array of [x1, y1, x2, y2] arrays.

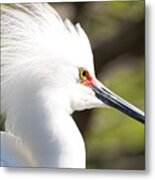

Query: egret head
[[1, 4, 144, 124]]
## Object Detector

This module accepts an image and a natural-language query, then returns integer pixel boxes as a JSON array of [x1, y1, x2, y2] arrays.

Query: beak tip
[[92, 85, 145, 125]]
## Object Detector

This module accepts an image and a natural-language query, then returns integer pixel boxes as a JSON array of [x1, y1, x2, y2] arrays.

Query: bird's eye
[[79, 67, 89, 81]]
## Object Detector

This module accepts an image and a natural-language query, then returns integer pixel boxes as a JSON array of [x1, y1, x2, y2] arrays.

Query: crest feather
[[1, 3, 94, 112]]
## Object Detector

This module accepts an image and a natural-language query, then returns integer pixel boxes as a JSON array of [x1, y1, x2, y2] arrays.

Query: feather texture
[[1, 3, 94, 113]]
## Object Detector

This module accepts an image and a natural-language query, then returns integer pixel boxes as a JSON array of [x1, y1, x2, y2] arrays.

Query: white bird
[[0, 3, 144, 168]]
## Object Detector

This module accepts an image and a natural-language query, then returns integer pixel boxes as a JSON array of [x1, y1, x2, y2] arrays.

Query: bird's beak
[[92, 81, 145, 124]]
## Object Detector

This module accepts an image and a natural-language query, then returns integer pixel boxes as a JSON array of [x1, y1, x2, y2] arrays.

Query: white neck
[[5, 88, 85, 168]]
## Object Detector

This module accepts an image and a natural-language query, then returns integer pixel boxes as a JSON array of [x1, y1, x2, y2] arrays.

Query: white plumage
[[0, 3, 97, 168], [0, 3, 144, 168]]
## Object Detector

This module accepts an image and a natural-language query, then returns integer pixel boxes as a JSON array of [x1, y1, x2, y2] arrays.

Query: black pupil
[[82, 70, 87, 77]]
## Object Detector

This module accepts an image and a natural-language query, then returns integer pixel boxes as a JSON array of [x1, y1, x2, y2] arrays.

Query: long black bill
[[92, 85, 145, 124]]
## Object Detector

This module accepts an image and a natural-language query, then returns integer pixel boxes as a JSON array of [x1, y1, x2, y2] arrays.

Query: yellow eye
[[79, 67, 88, 81], [79, 68, 94, 86]]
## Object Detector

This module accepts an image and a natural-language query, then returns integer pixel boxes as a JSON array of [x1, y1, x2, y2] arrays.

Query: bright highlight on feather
[[0, 3, 145, 168]]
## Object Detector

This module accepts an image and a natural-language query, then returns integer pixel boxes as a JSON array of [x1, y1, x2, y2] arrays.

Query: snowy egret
[[0, 3, 145, 168]]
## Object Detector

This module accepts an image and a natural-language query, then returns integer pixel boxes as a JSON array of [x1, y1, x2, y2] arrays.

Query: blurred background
[[0, 1, 145, 169], [51, 0, 145, 170]]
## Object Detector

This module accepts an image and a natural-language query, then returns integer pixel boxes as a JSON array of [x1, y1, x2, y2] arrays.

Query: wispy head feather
[[1, 3, 94, 113]]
